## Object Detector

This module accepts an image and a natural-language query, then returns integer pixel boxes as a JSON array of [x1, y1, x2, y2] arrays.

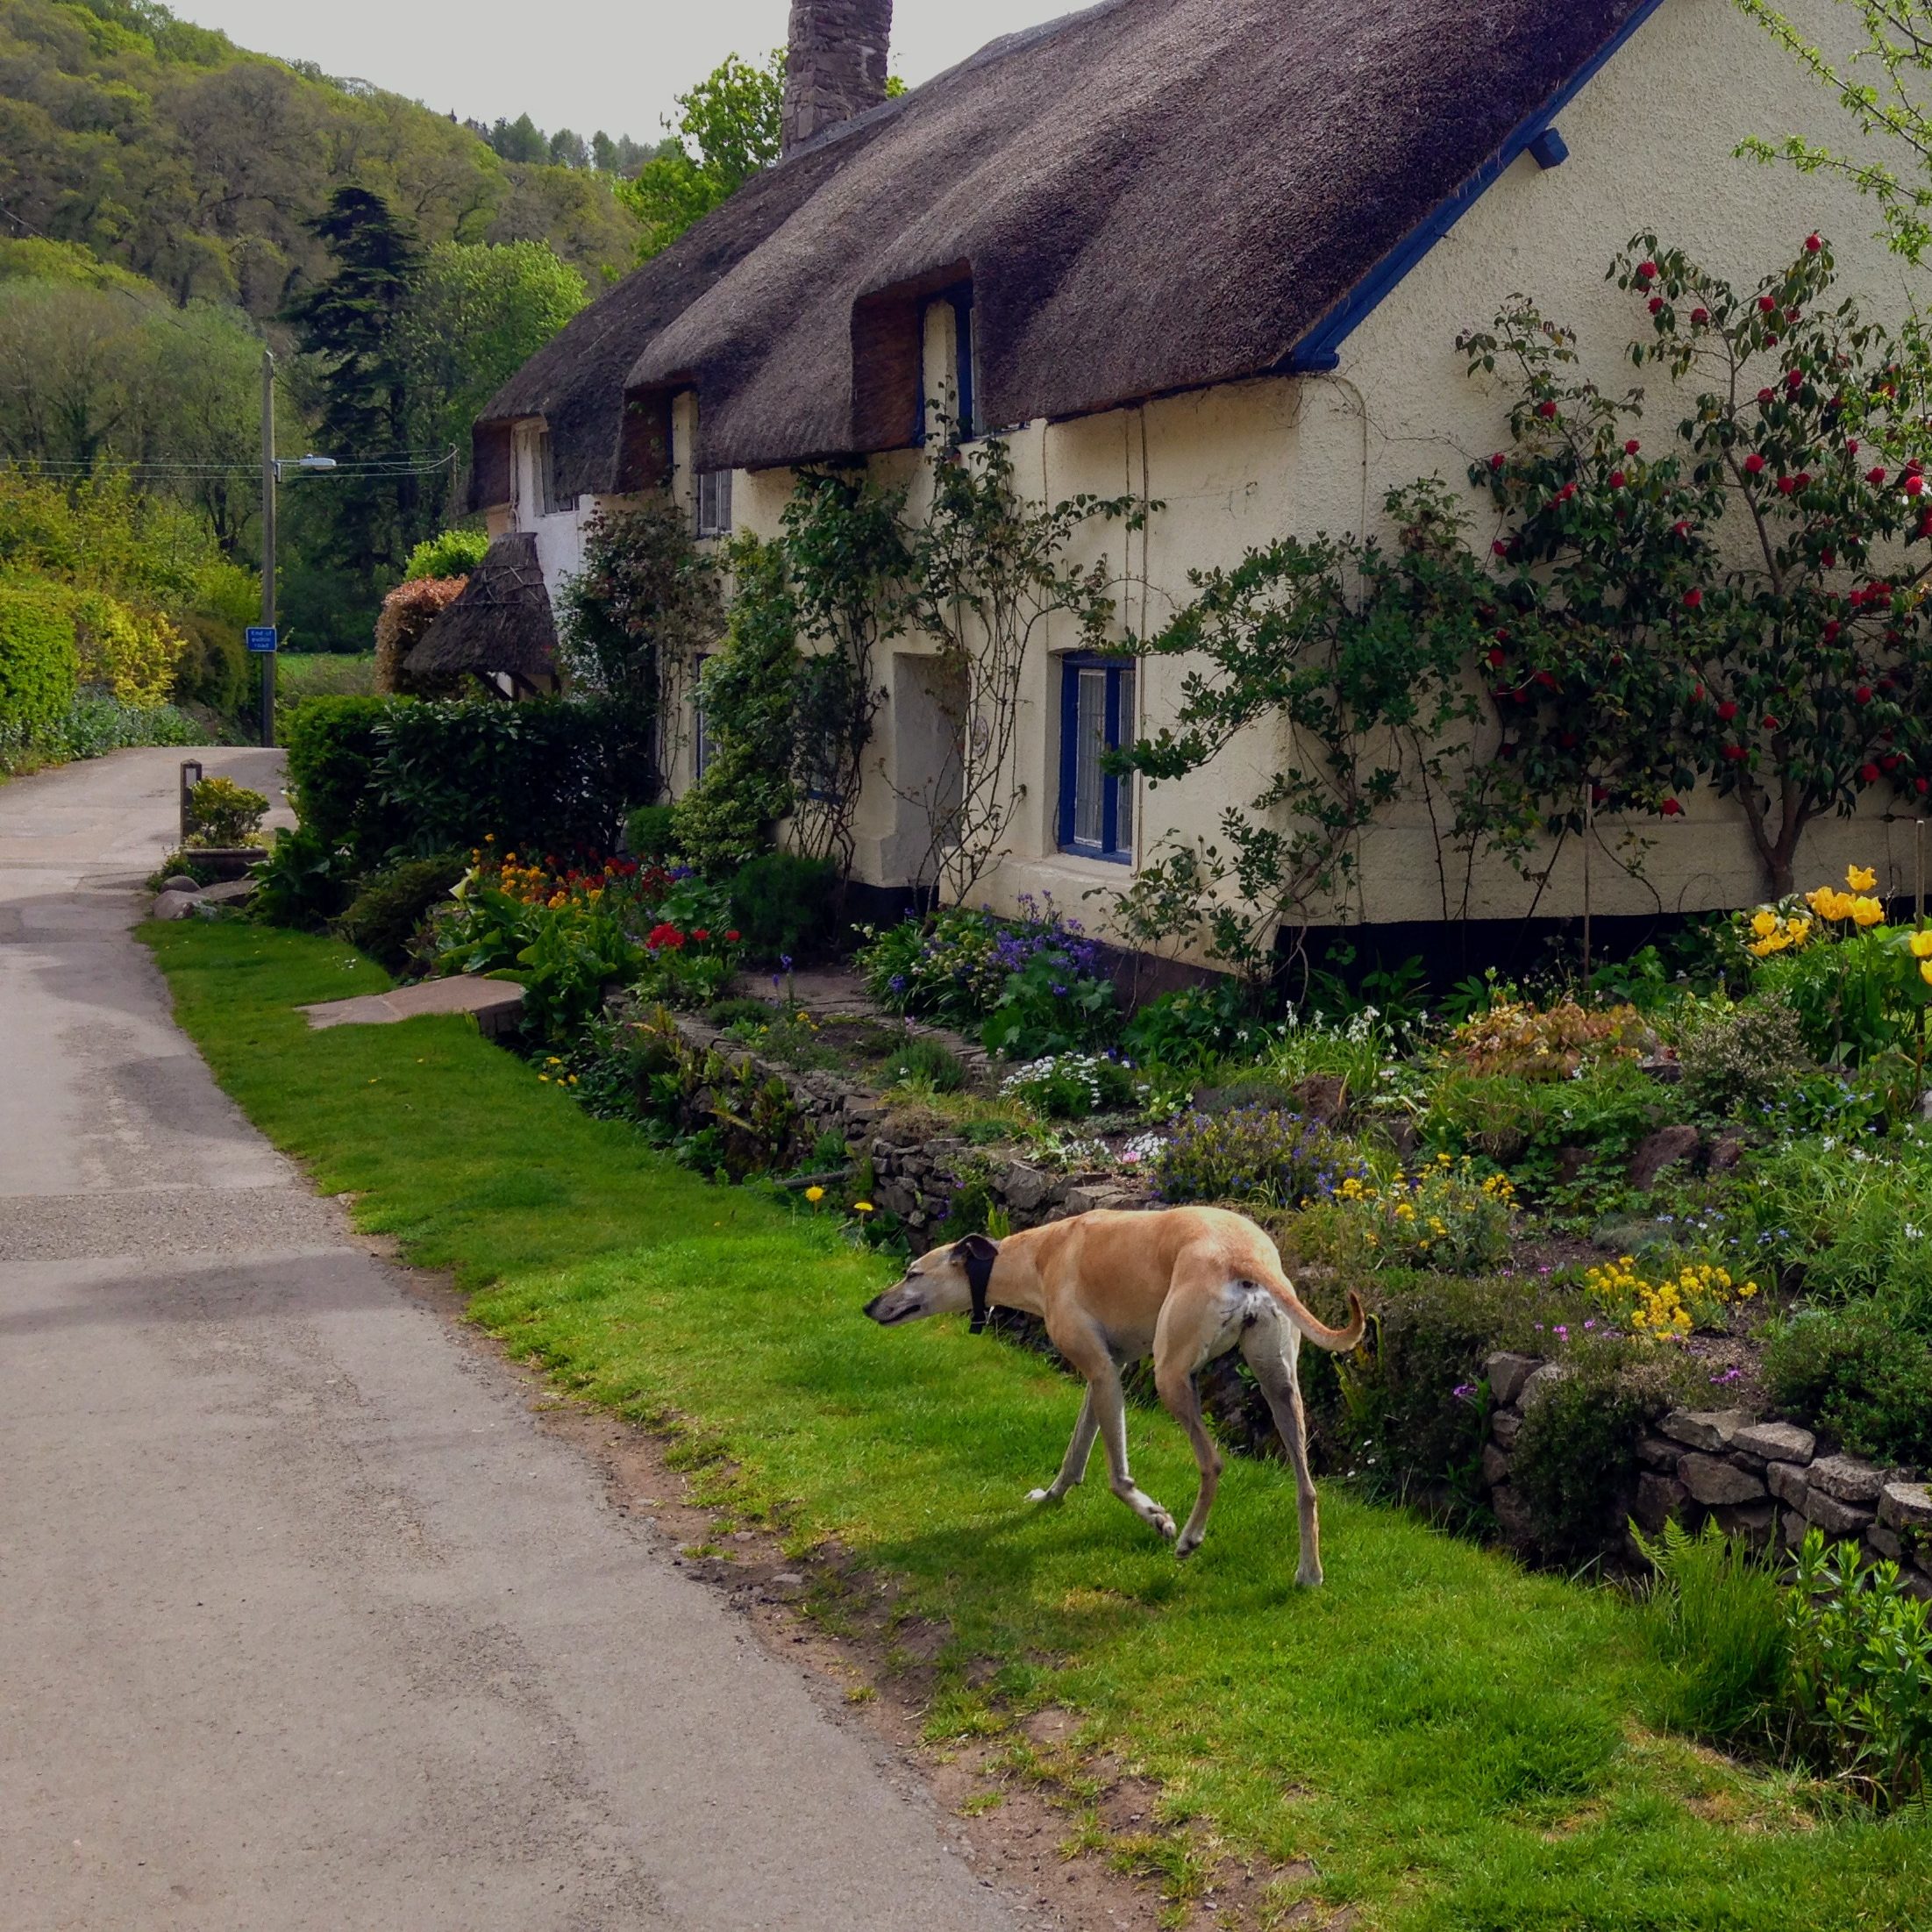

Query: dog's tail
[[1249, 1273, 1366, 1353]]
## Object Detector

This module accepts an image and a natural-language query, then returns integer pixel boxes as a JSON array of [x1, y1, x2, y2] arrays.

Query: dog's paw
[[1026, 1486, 1063, 1505], [1295, 1565, 1324, 1587], [1151, 1510, 1178, 1542], [1174, 1530, 1202, 1560]]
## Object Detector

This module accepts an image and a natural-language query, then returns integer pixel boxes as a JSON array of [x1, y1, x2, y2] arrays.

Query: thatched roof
[[467, 120, 894, 510], [621, 0, 1661, 471], [406, 533, 559, 683]]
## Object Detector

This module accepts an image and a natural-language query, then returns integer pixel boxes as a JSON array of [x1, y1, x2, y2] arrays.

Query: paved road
[[0, 748, 1014, 1932]]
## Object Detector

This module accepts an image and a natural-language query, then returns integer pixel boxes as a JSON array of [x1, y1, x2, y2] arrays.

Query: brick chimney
[[781, 0, 894, 154]]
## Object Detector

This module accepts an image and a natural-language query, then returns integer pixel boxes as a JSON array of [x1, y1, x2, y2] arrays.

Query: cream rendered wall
[[711, 0, 1925, 952]]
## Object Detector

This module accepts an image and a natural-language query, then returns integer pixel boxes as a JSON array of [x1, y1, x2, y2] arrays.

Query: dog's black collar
[[963, 1247, 996, 1336]]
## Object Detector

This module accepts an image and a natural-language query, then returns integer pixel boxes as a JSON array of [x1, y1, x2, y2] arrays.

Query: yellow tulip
[[1910, 930, 1932, 959], [1751, 910, 1779, 938], [1848, 864, 1878, 892], [1851, 895, 1885, 927], [1921, 959, 1932, 987]]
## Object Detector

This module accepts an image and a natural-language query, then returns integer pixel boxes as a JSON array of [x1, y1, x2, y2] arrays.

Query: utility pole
[[260, 348, 277, 749]]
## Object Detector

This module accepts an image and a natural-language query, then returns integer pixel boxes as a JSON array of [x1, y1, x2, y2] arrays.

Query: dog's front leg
[[1028, 1387, 1098, 1504]]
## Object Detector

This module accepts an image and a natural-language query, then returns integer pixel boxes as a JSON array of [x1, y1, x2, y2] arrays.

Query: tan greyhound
[[862, 1206, 1365, 1583]]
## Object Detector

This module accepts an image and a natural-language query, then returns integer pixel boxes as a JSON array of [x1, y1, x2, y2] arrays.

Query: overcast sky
[[184, 1, 1080, 143]]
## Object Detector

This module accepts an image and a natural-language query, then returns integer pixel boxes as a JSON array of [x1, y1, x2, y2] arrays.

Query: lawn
[[146, 917, 1932, 1930]]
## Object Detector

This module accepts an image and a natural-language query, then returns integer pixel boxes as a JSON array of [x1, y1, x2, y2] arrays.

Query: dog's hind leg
[[1152, 1290, 1230, 1558], [1240, 1322, 1324, 1586], [1028, 1387, 1098, 1504], [1088, 1362, 1176, 1543]]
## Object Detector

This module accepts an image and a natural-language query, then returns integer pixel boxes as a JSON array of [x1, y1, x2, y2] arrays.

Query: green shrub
[[283, 695, 397, 853], [882, 1036, 966, 1094], [706, 995, 781, 1030], [336, 853, 467, 972], [171, 612, 247, 714], [624, 803, 681, 863], [0, 581, 80, 746], [30, 693, 202, 763], [1786, 1529, 1932, 1810], [1153, 1107, 1361, 1208], [1676, 994, 1811, 1118], [186, 775, 268, 846], [402, 528, 489, 581], [1636, 1520, 1787, 1745], [729, 851, 838, 961], [1121, 980, 1270, 1070], [249, 824, 353, 930], [1512, 1344, 1690, 1565], [1762, 1305, 1932, 1465]]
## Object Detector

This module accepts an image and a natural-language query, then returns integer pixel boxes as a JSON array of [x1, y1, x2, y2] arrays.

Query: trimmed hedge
[[0, 581, 80, 745], [284, 694, 652, 867]]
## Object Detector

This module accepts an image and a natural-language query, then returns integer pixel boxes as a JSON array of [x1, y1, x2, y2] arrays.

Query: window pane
[[1113, 665, 1134, 852], [1074, 667, 1106, 846]]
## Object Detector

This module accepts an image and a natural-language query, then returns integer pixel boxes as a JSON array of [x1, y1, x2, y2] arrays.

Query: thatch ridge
[[620, 0, 1658, 472], [468, 112, 900, 509], [406, 532, 559, 684]]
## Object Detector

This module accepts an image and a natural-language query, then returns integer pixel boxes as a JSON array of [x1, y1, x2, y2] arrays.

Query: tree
[[283, 186, 424, 570], [1739, 0, 1932, 264], [488, 114, 548, 164], [616, 52, 784, 259]]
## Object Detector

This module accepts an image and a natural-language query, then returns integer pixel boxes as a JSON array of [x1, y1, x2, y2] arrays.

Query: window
[[1058, 655, 1135, 863], [919, 284, 982, 444], [695, 468, 733, 538], [516, 424, 556, 523], [692, 654, 715, 781], [950, 289, 980, 439]]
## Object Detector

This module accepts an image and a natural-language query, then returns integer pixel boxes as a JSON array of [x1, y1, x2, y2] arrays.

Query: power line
[[2, 453, 459, 479]]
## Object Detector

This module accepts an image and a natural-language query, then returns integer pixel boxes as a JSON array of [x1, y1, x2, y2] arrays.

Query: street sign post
[[245, 627, 278, 652]]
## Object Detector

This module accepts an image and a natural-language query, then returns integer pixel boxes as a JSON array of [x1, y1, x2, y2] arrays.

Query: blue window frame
[[1058, 655, 1135, 863]]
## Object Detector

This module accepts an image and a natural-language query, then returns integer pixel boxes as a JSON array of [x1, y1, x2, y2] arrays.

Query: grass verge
[[146, 919, 1931, 1930]]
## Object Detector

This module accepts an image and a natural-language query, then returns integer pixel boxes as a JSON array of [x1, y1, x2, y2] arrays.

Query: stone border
[[1482, 1351, 1932, 1596]]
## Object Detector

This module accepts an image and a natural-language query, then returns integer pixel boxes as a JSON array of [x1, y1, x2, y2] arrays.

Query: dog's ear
[[951, 1233, 1000, 1265]]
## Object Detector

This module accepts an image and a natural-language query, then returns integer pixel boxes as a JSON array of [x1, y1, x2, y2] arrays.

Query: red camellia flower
[[1806, 232, 1822, 252], [1723, 744, 1746, 761], [1648, 296, 1665, 315], [1764, 333, 1779, 347], [1624, 438, 1641, 454], [1672, 519, 1692, 537], [1882, 754, 1901, 772], [1489, 452, 1505, 470], [1908, 475, 1927, 496], [1487, 646, 1507, 667], [1757, 388, 1776, 404], [1744, 453, 1767, 475], [1691, 307, 1710, 325], [1846, 440, 1859, 456], [1822, 621, 1842, 643], [1758, 294, 1778, 312], [1661, 797, 1683, 816], [1867, 467, 1887, 485], [1861, 763, 1881, 784], [1794, 472, 1813, 489], [1609, 470, 1627, 488], [1693, 682, 1706, 702], [1492, 539, 1509, 557], [1536, 399, 1558, 419], [724, 930, 741, 942], [1786, 367, 1805, 389], [1917, 777, 1930, 795], [1857, 685, 1873, 704], [1776, 474, 1796, 495], [1637, 259, 1658, 279], [1821, 550, 1836, 569], [1717, 701, 1739, 720], [1684, 588, 1704, 609], [1763, 716, 1781, 732], [691, 928, 710, 942]]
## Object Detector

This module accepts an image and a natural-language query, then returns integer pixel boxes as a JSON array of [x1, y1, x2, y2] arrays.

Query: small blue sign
[[245, 626, 278, 653]]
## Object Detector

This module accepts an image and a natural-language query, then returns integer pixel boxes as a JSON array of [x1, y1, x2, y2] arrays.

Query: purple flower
[[1554, 1324, 1569, 1339], [888, 974, 907, 993], [1452, 1382, 1478, 1402]]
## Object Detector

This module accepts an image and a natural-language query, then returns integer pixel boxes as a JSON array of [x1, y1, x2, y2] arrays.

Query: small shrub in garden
[[1785, 1529, 1932, 1811], [1447, 996, 1650, 1081], [1762, 1305, 1932, 1466], [729, 851, 838, 961], [1153, 1108, 1361, 1208], [335, 852, 467, 972], [1332, 1155, 1516, 1271], [1000, 1052, 1138, 1120], [1582, 1254, 1757, 1339], [186, 775, 268, 846], [706, 995, 780, 1030], [1511, 1341, 1687, 1564], [624, 804, 681, 863], [1675, 993, 1811, 1117], [249, 824, 352, 930], [633, 921, 742, 1009], [882, 1036, 966, 1094], [1121, 980, 1271, 1070]]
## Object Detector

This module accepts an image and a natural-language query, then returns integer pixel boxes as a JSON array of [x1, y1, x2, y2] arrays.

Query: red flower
[[1794, 472, 1813, 489], [1608, 470, 1627, 488], [1487, 647, 1506, 668], [1637, 259, 1658, 280], [1908, 475, 1927, 496], [1661, 797, 1683, 816], [1758, 294, 1778, 312], [1536, 399, 1558, 419], [1717, 701, 1738, 721], [1723, 744, 1747, 761], [1822, 621, 1842, 643], [724, 930, 741, 943], [646, 923, 687, 951], [692, 928, 710, 942], [1648, 296, 1665, 314], [1693, 682, 1705, 702], [1856, 685, 1873, 704], [1757, 388, 1776, 405], [1492, 539, 1509, 557], [1776, 474, 1797, 495], [1917, 777, 1929, 795], [1846, 440, 1859, 457], [1867, 467, 1887, 485], [1765, 333, 1779, 347], [1744, 453, 1767, 476], [1624, 438, 1641, 454], [1691, 307, 1710, 325], [1806, 232, 1822, 253], [1763, 716, 1781, 732], [1672, 519, 1692, 538], [1882, 754, 1901, 772], [1786, 367, 1805, 389], [1820, 550, 1836, 569], [1684, 588, 1704, 610], [1860, 763, 1881, 784], [1488, 452, 1505, 470]]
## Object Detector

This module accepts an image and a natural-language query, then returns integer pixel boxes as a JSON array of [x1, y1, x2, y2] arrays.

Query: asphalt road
[[0, 746, 1014, 1932]]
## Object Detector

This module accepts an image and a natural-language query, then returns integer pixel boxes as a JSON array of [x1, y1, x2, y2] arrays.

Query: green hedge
[[285, 694, 652, 867], [0, 581, 80, 745]]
